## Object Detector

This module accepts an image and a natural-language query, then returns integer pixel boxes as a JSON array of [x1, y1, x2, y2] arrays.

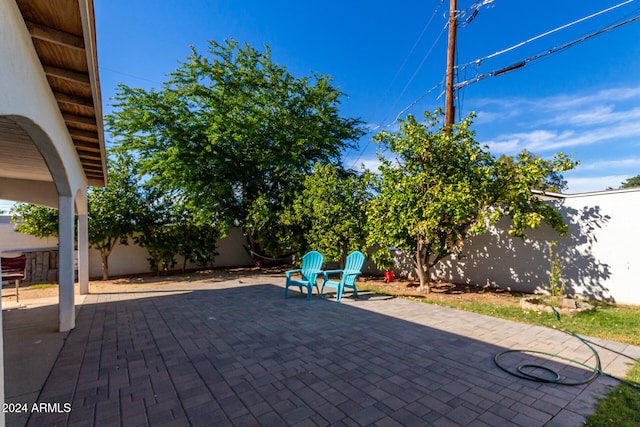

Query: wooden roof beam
[[24, 21, 85, 51], [83, 165, 104, 173], [63, 113, 97, 128], [53, 91, 95, 109], [69, 128, 99, 143], [77, 152, 103, 161], [73, 140, 101, 153], [44, 65, 90, 85]]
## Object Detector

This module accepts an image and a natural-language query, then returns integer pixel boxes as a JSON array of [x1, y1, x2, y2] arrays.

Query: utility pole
[[444, 0, 457, 131]]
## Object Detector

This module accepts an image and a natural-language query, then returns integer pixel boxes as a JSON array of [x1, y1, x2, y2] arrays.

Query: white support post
[[0, 257, 5, 427], [78, 213, 89, 295], [58, 195, 75, 332]]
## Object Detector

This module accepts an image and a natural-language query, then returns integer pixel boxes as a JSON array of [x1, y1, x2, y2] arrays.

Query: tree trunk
[[245, 229, 263, 268], [414, 247, 430, 293], [100, 249, 109, 281], [340, 240, 348, 269]]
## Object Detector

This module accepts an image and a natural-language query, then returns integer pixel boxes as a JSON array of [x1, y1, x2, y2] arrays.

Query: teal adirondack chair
[[285, 251, 324, 300], [320, 251, 365, 302]]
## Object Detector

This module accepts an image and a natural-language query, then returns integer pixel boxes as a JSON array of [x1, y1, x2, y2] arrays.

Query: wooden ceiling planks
[[16, 0, 106, 187]]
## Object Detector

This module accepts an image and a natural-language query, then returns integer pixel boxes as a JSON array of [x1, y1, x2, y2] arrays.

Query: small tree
[[620, 175, 640, 188], [289, 163, 374, 266], [173, 203, 221, 273], [133, 185, 179, 275], [11, 203, 59, 238], [88, 151, 143, 279], [367, 110, 577, 292]]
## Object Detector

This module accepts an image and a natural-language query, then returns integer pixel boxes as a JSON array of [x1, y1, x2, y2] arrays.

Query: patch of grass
[[406, 296, 640, 346], [584, 360, 640, 427], [25, 284, 57, 290]]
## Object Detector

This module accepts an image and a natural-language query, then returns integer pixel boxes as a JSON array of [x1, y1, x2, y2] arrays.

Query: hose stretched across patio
[[494, 308, 640, 388]]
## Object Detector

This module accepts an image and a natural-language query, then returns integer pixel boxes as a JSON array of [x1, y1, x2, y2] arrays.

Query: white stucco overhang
[[0, 1, 106, 419]]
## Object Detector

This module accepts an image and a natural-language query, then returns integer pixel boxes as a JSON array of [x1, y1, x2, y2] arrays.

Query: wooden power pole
[[444, 0, 457, 131]]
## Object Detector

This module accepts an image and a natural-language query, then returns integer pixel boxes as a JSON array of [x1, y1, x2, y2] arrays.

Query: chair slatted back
[[1, 255, 26, 274], [301, 251, 323, 280], [342, 251, 365, 286]]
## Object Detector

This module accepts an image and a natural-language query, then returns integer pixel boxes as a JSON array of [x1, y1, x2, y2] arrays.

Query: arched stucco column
[[58, 194, 76, 332], [76, 189, 89, 295]]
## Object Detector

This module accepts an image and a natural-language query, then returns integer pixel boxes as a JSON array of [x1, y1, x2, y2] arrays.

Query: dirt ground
[[4, 267, 527, 308], [358, 275, 526, 307]]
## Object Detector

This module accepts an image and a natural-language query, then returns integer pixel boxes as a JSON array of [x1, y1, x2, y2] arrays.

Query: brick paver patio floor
[[15, 273, 640, 426]]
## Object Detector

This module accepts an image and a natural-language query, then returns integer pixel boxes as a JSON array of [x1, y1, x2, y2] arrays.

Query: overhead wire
[[456, 0, 635, 73], [346, 2, 448, 169], [375, 0, 446, 110], [455, 13, 640, 90]]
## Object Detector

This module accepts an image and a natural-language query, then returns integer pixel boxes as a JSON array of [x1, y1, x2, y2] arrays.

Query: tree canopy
[[620, 175, 640, 188], [367, 110, 578, 291], [106, 39, 365, 262], [288, 163, 374, 266]]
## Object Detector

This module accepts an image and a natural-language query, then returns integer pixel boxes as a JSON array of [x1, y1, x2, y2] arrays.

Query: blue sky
[[2, 1, 639, 213]]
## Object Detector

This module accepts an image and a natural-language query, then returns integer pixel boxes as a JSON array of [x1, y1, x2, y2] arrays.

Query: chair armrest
[[322, 269, 343, 279], [285, 269, 302, 279]]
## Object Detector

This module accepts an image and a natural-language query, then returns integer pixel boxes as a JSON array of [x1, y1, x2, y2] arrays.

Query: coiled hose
[[494, 307, 639, 388]]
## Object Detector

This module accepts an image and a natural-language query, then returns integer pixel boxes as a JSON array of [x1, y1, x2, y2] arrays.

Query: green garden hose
[[494, 307, 639, 389]]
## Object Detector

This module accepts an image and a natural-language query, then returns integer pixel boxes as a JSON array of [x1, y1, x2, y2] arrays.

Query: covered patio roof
[[3, 0, 107, 188]]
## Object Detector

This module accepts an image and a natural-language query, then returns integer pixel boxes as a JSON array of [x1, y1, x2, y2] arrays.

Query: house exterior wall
[[0, 1, 86, 202]]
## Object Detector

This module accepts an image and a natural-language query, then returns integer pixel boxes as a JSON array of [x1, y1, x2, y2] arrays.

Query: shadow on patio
[[4, 275, 639, 426]]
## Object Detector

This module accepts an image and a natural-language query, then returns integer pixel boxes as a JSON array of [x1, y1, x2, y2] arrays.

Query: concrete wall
[[0, 219, 57, 256], [423, 188, 640, 305], [87, 227, 254, 278], [1, 219, 254, 279]]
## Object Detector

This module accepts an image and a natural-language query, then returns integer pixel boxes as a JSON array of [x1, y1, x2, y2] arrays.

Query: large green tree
[[288, 163, 374, 266], [106, 39, 365, 263], [497, 149, 569, 193], [367, 110, 578, 292]]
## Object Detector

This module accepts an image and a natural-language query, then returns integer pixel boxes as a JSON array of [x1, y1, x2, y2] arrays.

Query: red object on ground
[[384, 271, 395, 283]]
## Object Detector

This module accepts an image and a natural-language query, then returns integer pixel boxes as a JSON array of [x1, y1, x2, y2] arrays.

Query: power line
[[99, 66, 164, 85], [347, 80, 444, 170], [377, 0, 446, 106], [454, 13, 640, 90], [457, 0, 635, 72], [342, 0, 446, 162]]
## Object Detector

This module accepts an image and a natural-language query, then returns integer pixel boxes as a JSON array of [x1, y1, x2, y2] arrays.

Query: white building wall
[[430, 189, 640, 305], [87, 227, 254, 277], [0, 221, 57, 256]]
